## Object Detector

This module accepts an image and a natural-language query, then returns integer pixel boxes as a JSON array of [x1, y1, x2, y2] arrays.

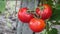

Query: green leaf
[[50, 9, 60, 20], [46, 0, 53, 6], [0, 0, 6, 13], [57, 0, 60, 4], [49, 4, 60, 24], [51, 5, 60, 20], [48, 28, 58, 34], [41, 29, 46, 34], [55, 4, 60, 9]]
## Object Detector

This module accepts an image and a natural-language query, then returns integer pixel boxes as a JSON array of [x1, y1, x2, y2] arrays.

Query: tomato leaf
[[40, 29, 46, 34], [49, 4, 60, 25], [46, 0, 53, 6], [48, 28, 58, 34], [0, 0, 6, 13], [51, 9, 60, 20]]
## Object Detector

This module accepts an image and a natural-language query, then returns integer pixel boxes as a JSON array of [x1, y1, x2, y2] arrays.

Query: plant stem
[[46, 20, 49, 34], [38, 0, 41, 6]]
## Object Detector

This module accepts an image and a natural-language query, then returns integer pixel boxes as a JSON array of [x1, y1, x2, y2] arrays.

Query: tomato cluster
[[18, 4, 52, 32]]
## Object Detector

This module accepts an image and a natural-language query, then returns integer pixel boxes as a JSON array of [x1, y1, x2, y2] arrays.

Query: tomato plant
[[18, 7, 33, 23], [17, 0, 60, 34], [29, 18, 46, 32], [36, 4, 52, 20]]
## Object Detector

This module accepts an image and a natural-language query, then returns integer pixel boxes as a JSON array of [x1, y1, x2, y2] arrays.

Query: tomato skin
[[18, 7, 33, 23], [29, 18, 45, 32], [36, 4, 52, 20]]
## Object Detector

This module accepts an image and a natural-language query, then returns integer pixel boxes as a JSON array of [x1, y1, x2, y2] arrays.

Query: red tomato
[[18, 7, 33, 23], [29, 18, 45, 32], [36, 4, 52, 20]]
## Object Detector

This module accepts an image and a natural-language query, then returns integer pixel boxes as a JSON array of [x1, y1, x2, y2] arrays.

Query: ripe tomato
[[29, 18, 45, 32], [18, 7, 33, 23], [36, 4, 52, 20]]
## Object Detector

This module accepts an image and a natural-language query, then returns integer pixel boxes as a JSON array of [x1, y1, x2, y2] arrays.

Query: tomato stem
[[39, 6, 44, 11], [27, 10, 35, 14], [27, 10, 40, 19]]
